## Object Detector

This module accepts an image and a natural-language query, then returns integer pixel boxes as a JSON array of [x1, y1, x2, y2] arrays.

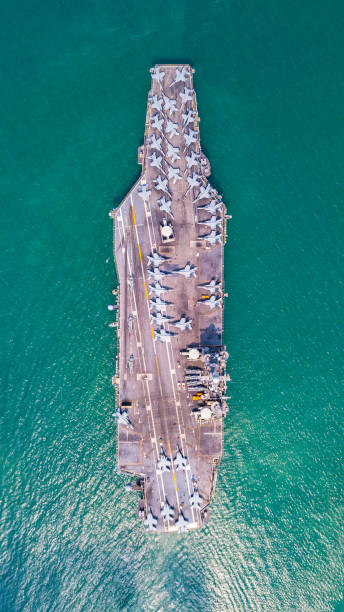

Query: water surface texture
[[1, 1, 343, 610]]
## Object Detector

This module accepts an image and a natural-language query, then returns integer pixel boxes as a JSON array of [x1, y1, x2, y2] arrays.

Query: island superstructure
[[109, 64, 230, 533]]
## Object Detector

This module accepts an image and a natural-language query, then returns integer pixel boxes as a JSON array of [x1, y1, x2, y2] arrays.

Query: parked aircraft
[[174, 447, 187, 471], [148, 151, 163, 171], [167, 165, 182, 184], [151, 66, 165, 85], [198, 278, 221, 294], [198, 215, 222, 231], [200, 294, 222, 310], [154, 327, 175, 343], [186, 150, 199, 169], [175, 511, 189, 533], [144, 507, 158, 531], [150, 311, 171, 325], [198, 199, 222, 214], [190, 487, 203, 509], [151, 113, 164, 132], [154, 175, 170, 194], [113, 408, 133, 429], [166, 142, 180, 163], [166, 119, 179, 138], [147, 251, 168, 266], [182, 109, 196, 127], [128, 354, 134, 373], [163, 94, 177, 114], [137, 183, 151, 202], [172, 316, 192, 331], [174, 263, 197, 279], [157, 448, 171, 472], [149, 133, 163, 152], [171, 65, 190, 85], [184, 129, 197, 147], [179, 87, 193, 105], [150, 93, 163, 112], [194, 183, 213, 202], [161, 499, 174, 522], [157, 195, 173, 216], [149, 281, 172, 298], [186, 172, 201, 191]]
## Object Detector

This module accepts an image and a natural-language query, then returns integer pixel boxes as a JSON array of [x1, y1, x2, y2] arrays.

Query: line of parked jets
[[145, 249, 223, 343], [143, 437, 203, 530], [143, 68, 225, 245]]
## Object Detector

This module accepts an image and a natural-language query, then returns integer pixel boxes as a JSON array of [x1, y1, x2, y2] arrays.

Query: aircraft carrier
[[109, 64, 230, 533]]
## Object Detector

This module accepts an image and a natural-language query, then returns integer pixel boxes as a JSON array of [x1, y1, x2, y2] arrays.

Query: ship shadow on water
[[200, 323, 222, 347]]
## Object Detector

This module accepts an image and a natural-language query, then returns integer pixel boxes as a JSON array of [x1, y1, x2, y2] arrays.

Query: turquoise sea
[[1, 1, 343, 610]]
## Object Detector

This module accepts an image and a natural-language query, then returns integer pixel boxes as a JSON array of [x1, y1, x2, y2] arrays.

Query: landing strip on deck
[[109, 64, 231, 533]]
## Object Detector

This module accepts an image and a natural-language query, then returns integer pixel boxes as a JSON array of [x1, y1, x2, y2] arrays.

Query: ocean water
[[1, 1, 343, 610]]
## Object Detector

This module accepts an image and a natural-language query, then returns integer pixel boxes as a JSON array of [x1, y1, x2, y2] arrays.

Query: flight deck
[[109, 64, 230, 532]]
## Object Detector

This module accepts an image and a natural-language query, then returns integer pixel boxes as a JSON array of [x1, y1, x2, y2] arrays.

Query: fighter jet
[[150, 296, 171, 311], [166, 142, 180, 163], [150, 93, 163, 113], [172, 316, 193, 332], [198, 278, 221, 294], [128, 354, 134, 373], [129, 275, 134, 291], [149, 281, 172, 298], [194, 183, 213, 202], [149, 133, 163, 153], [175, 511, 189, 533], [113, 408, 133, 429], [201, 229, 222, 246], [154, 327, 175, 343], [148, 151, 163, 171], [128, 313, 134, 333], [150, 310, 171, 325], [154, 175, 170, 194], [157, 195, 173, 217], [198, 215, 222, 231], [144, 507, 158, 531], [182, 109, 196, 127], [186, 172, 201, 191], [151, 66, 165, 85], [137, 183, 151, 203], [163, 94, 177, 114], [151, 114, 164, 132], [171, 65, 190, 85], [184, 129, 197, 147], [174, 263, 197, 279], [167, 165, 182, 184], [147, 250, 168, 266], [186, 149, 199, 169], [165, 119, 179, 138], [173, 446, 187, 471], [190, 487, 203, 509], [198, 199, 222, 214], [179, 87, 193, 105], [157, 447, 171, 472], [200, 294, 222, 310], [147, 267, 168, 282], [161, 499, 174, 522]]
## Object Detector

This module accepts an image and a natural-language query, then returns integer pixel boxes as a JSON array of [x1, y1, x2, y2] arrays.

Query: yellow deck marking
[[150, 323, 155, 340], [168, 441, 178, 494], [131, 204, 137, 225], [144, 281, 149, 301], [155, 355, 160, 376], [137, 243, 143, 263]]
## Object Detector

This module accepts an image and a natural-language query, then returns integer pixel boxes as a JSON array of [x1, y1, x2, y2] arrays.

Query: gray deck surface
[[111, 65, 229, 533]]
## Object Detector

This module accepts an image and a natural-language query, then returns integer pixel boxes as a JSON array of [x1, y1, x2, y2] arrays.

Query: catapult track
[[110, 64, 230, 533]]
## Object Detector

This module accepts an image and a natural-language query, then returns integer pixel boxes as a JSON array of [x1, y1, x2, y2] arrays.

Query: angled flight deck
[[109, 64, 230, 533]]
